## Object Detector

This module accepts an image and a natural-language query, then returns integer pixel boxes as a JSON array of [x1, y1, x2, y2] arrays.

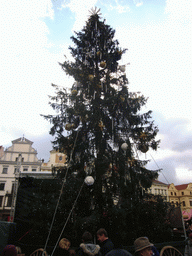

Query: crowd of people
[[2, 226, 192, 256]]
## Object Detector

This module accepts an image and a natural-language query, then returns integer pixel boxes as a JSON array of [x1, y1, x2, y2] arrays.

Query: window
[[11, 183, 16, 194], [15, 157, 24, 162], [23, 167, 28, 172], [174, 192, 176, 196], [171, 192, 173, 195], [176, 202, 179, 206], [190, 191, 192, 195], [2, 167, 8, 174], [190, 201, 192, 206], [0, 183, 5, 190], [0, 196, 3, 207], [32, 169, 37, 172], [182, 192, 184, 195], [183, 201, 186, 207], [171, 201, 174, 204], [7, 196, 12, 207]]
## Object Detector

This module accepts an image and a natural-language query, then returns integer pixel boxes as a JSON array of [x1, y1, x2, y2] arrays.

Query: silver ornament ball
[[84, 176, 94, 185]]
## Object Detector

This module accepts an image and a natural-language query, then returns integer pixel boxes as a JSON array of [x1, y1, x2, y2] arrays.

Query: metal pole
[[180, 205, 187, 240], [10, 153, 22, 222]]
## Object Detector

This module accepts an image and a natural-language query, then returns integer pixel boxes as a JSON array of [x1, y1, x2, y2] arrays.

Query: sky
[[0, 0, 192, 185]]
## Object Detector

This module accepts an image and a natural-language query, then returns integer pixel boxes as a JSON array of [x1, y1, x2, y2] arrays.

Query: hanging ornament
[[127, 157, 135, 167], [140, 132, 147, 140], [88, 74, 94, 81], [84, 176, 94, 186], [98, 120, 105, 130], [101, 81, 103, 90], [65, 124, 72, 131], [138, 144, 149, 153], [71, 89, 78, 96], [117, 50, 122, 56], [120, 95, 125, 102], [119, 65, 126, 72], [121, 142, 128, 151], [97, 51, 101, 57], [100, 61, 106, 68], [97, 83, 102, 89]]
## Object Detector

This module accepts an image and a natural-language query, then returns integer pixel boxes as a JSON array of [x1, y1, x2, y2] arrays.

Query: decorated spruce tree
[[42, 8, 167, 243]]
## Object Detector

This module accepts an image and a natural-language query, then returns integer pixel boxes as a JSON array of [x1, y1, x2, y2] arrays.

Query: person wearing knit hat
[[2, 245, 17, 256], [134, 237, 153, 256]]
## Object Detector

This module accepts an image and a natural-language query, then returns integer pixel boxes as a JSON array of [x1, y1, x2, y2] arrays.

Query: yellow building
[[41, 150, 67, 172], [168, 183, 192, 211]]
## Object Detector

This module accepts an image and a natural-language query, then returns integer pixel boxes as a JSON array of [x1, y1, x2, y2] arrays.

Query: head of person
[[97, 228, 108, 243], [2, 245, 17, 256], [134, 237, 153, 256], [82, 231, 93, 243]]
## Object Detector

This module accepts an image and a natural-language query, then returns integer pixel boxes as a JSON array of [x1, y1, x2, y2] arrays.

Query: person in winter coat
[[105, 233, 132, 256], [97, 229, 114, 256], [76, 231, 101, 256]]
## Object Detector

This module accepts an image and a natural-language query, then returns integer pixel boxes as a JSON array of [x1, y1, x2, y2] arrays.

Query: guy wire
[[43, 130, 79, 254]]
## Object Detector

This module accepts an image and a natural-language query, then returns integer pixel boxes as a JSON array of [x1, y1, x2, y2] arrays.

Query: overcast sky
[[1, 0, 192, 185]]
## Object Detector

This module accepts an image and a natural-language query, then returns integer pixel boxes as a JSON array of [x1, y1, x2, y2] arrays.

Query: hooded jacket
[[77, 242, 101, 256]]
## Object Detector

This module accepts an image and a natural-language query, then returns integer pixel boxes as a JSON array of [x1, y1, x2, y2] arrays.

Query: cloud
[[133, 0, 143, 7], [165, 0, 192, 22], [0, 0, 68, 145], [60, 0, 98, 32]]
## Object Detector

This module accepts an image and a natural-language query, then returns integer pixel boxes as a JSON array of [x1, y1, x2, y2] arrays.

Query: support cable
[[51, 179, 85, 256], [149, 153, 170, 184], [43, 130, 79, 254]]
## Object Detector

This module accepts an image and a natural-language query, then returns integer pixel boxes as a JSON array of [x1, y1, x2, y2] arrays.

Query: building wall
[[0, 137, 42, 221], [41, 150, 67, 172], [149, 180, 169, 201], [168, 183, 192, 211]]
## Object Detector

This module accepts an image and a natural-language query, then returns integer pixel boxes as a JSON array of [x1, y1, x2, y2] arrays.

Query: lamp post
[[9, 153, 22, 222]]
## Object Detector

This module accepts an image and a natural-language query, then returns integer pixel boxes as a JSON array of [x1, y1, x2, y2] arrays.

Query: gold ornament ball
[[65, 124, 72, 131], [88, 74, 94, 81], [100, 61, 106, 68], [71, 89, 78, 96]]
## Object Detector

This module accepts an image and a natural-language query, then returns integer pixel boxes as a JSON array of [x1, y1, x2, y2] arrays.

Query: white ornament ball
[[121, 142, 128, 151], [84, 176, 94, 186]]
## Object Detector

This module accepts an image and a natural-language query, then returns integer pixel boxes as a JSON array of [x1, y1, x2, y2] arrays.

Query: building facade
[[41, 149, 67, 172], [168, 183, 192, 211], [0, 137, 42, 221], [148, 180, 169, 201]]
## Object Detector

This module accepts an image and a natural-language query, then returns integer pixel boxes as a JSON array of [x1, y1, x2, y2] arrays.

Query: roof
[[12, 137, 33, 145], [175, 184, 188, 190], [152, 180, 168, 185]]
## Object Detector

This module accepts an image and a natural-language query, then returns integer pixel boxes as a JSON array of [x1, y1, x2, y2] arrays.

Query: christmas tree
[[42, 8, 165, 242]]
